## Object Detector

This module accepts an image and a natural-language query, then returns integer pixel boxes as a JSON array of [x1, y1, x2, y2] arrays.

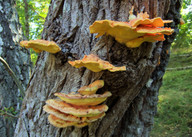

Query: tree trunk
[[113, 1, 182, 136], [14, 0, 181, 137], [23, 0, 29, 40], [0, 0, 31, 137]]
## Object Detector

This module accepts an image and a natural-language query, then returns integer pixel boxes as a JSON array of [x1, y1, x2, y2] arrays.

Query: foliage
[[172, 0, 192, 48], [16, 0, 50, 66], [0, 107, 18, 119], [151, 47, 192, 136], [30, 49, 38, 66], [16, 0, 50, 40]]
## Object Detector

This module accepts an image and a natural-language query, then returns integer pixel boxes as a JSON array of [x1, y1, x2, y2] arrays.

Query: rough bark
[[113, 0, 182, 136], [14, 0, 181, 137], [0, 0, 31, 137]]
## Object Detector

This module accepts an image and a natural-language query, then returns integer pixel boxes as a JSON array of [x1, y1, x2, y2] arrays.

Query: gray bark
[[113, 0, 182, 136], [14, 0, 181, 137], [0, 0, 31, 137]]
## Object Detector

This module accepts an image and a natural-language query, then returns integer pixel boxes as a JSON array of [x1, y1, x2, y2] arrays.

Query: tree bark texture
[[113, 1, 182, 136], [15, 0, 181, 137], [0, 0, 31, 137]]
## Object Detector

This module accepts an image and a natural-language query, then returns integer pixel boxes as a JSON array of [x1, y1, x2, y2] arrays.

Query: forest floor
[[150, 47, 192, 137]]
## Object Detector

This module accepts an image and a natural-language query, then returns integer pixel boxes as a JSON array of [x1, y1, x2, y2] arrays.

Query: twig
[[0, 56, 25, 98], [171, 53, 192, 57], [29, 4, 45, 20], [0, 112, 18, 119], [166, 66, 192, 71]]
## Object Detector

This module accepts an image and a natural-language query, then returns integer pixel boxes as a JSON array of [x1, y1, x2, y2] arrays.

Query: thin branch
[[166, 66, 192, 71], [29, 4, 45, 20], [171, 53, 192, 57], [0, 112, 18, 119], [0, 56, 25, 98]]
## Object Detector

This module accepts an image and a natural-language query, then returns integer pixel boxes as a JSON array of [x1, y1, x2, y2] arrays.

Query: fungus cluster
[[43, 80, 112, 128], [89, 10, 174, 48], [68, 54, 126, 72], [20, 39, 61, 53], [34, 8, 174, 129]]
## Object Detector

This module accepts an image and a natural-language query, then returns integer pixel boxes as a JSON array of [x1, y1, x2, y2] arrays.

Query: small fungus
[[68, 54, 126, 72], [89, 10, 174, 48], [180, 18, 185, 25], [78, 80, 104, 95], [46, 99, 108, 117], [54, 91, 112, 106], [20, 39, 61, 53], [85, 112, 105, 122]]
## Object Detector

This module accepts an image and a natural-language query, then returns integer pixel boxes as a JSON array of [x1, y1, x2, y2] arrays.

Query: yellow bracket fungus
[[68, 54, 126, 72], [78, 80, 104, 95], [48, 114, 89, 128], [43, 105, 81, 122], [89, 11, 174, 48], [46, 99, 108, 117], [20, 39, 61, 53], [54, 91, 112, 106], [44, 80, 111, 128], [44, 105, 105, 123]]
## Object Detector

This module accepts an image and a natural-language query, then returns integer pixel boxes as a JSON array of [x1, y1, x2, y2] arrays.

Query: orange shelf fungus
[[68, 54, 126, 72], [89, 10, 174, 48], [44, 81, 111, 128], [85, 112, 105, 122], [48, 114, 89, 128], [46, 99, 108, 117], [44, 105, 105, 123], [78, 80, 104, 95], [43, 105, 81, 122], [54, 91, 112, 106], [20, 39, 61, 53]]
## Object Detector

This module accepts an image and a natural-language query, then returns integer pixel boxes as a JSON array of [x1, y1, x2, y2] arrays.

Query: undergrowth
[[150, 47, 192, 137]]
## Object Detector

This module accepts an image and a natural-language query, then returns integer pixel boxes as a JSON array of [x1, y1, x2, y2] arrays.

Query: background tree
[[0, 0, 31, 137], [16, 0, 50, 40], [14, 0, 181, 136], [172, 0, 192, 49], [16, 0, 50, 66]]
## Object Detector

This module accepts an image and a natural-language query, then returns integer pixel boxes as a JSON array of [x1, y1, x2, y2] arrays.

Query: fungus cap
[[78, 80, 104, 95], [89, 11, 173, 48], [126, 34, 165, 48], [46, 99, 108, 117], [44, 105, 105, 122], [48, 114, 88, 128], [20, 39, 61, 53], [43, 105, 81, 122], [85, 112, 105, 122], [54, 91, 112, 106], [20, 40, 43, 53], [68, 54, 126, 72]]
